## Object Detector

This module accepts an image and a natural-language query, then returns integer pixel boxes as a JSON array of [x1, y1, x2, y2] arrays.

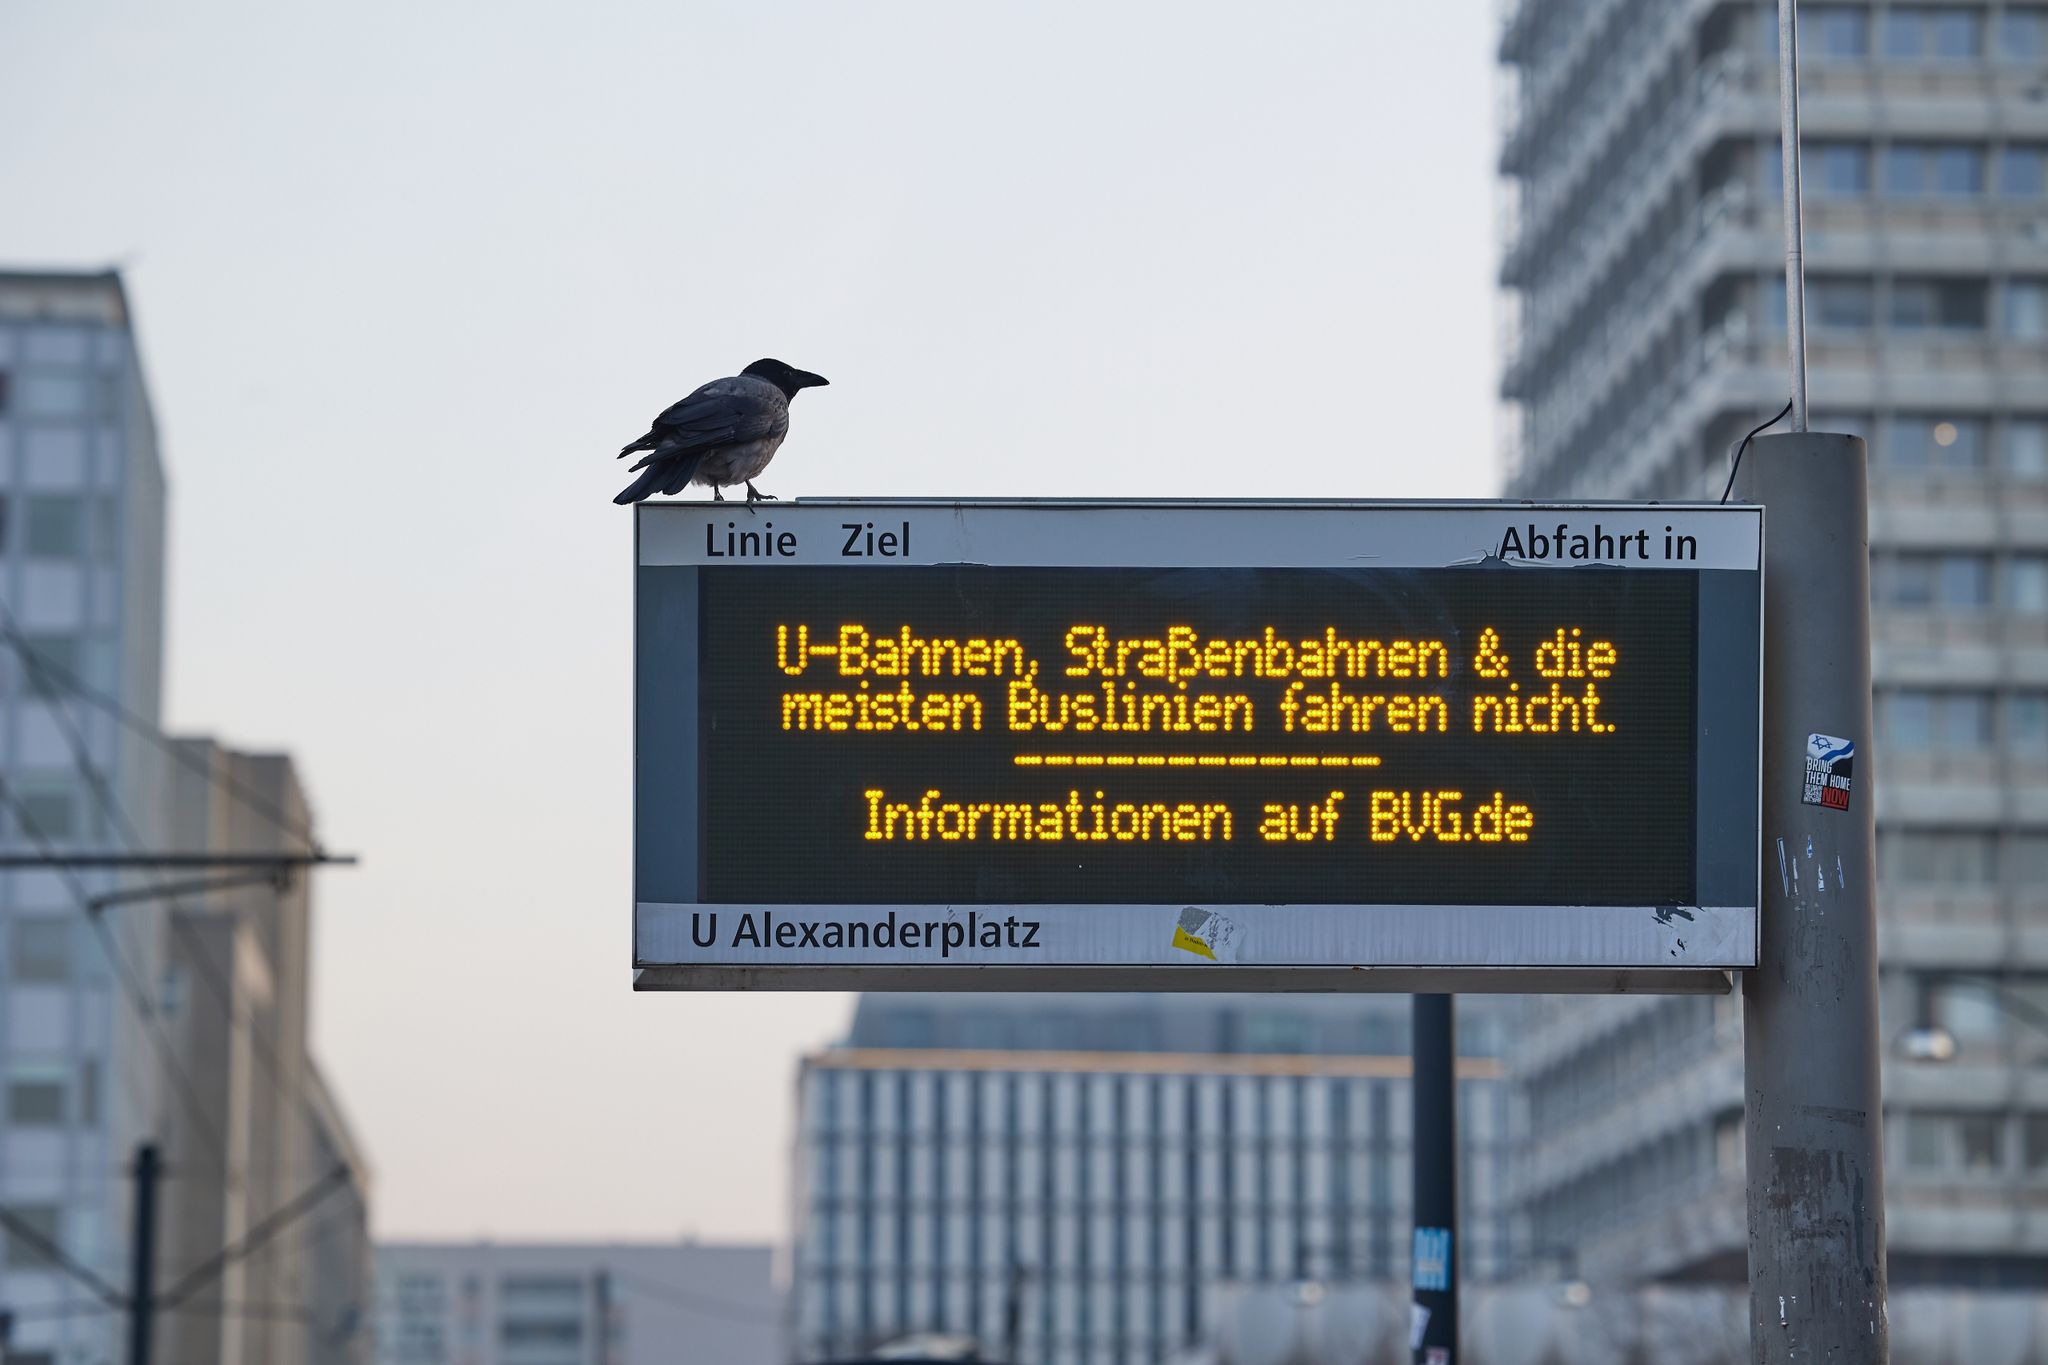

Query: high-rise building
[[0, 268, 171, 1361], [372, 1241, 781, 1365], [791, 994, 1516, 1365], [1497, 0, 2048, 1285], [160, 739, 373, 1365], [0, 271, 373, 1363]]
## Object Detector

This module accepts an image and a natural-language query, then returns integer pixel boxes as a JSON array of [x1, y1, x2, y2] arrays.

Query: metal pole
[[1735, 433, 1887, 1362], [1410, 994, 1456, 1365], [1777, 0, 1809, 431], [128, 1142, 161, 1365], [1003, 1263, 1026, 1363]]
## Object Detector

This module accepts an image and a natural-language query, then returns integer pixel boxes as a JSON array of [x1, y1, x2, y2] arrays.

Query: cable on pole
[[1721, 398, 1795, 504]]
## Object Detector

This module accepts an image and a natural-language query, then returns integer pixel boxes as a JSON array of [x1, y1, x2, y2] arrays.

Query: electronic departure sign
[[633, 501, 1762, 993]]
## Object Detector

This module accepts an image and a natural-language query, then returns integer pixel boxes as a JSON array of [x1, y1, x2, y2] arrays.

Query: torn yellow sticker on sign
[[1171, 907, 1242, 963]]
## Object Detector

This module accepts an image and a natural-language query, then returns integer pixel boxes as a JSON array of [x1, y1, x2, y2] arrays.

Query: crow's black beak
[[796, 371, 830, 389]]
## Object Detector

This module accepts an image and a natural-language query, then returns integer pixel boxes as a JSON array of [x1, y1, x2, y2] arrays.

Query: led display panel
[[633, 502, 1762, 991]]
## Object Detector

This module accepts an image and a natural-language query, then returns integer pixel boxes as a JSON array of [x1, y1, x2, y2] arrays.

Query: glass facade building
[[791, 995, 1516, 1365], [0, 269, 170, 1361]]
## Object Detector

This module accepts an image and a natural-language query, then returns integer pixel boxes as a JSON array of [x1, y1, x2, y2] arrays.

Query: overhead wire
[[19, 635, 310, 1154], [0, 1206, 126, 1310], [156, 1163, 354, 1312], [610, 1267, 787, 1325], [0, 773, 234, 1167], [0, 604, 364, 1332], [0, 621, 318, 850]]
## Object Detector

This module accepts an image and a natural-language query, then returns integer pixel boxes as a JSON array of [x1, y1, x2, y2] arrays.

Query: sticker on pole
[[1412, 1227, 1451, 1291], [1803, 733, 1854, 811]]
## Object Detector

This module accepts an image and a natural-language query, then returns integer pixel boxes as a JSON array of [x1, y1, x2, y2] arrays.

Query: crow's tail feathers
[[614, 452, 703, 505], [614, 462, 669, 505]]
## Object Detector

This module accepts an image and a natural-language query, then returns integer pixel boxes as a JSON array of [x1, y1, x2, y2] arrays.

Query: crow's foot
[[746, 482, 776, 504], [711, 487, 725, 502]]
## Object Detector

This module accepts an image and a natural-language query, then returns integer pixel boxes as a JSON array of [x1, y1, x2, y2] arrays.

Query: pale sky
[[0, 2, 1499, 1241]]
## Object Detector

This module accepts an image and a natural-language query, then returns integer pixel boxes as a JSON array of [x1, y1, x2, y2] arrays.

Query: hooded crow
[[613, 358, 829, 505]]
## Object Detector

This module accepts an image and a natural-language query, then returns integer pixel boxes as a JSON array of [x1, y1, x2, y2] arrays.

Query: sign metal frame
[[633, 499, 1763, 994]]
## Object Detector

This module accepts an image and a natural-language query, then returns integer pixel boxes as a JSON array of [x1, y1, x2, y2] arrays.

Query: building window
[[1875, 552, 1993, 606], [2011, 558, 2048, 614], [2011, 833, 2048, 883], [2000, 9, 2046, 60], [15, 633, 79, 698], [2009, 695, 2048, 750], [13, 788, 78, 842], [1883, 689, 1994, 749], [2004, 147, 2046, 197], [0, 371, 10, 414], [1904, 1111, 2005, 1173], [16, 374, 89, 420], [1, 1204, 61, 1268], [499, 1274, 585, 1303], [2007, 282, 2048, 340], [1883, 417, 1987, 467], [1888, 279, 1988, 330], [1880, 830, 1998, 884], [1884, 144, 1986, 196], [7, 1072, 65, 1126], [2026, 1115, 2048, 1172], [1932, 978, 2005, 1042], [2006, 420, 2048, 475], [1883, 8, 1985, 60], [23, 495, 84, 558], [1809, 6, 1872, 57], [1815, 144, 1871, 195], [500, 1318, 583, 1347], [1812, 278, 1874, 328], [9, 916, 70, 984]]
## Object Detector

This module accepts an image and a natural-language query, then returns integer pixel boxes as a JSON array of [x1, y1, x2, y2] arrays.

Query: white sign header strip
[[638, 501, 1762, 572]]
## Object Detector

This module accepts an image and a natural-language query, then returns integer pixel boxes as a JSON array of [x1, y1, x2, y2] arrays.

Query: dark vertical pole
[[1002, 1263, 1026, 1363], [594, 1266, 613, 1365], [1736, 432, 1887, 1360], [128, 1142, 161, 1365], [1410, 995, 1456, 1365]]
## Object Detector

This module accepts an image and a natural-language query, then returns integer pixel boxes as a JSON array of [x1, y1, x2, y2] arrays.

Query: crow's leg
[[746, 481, 777, 505], [712, 487, 725, 502]]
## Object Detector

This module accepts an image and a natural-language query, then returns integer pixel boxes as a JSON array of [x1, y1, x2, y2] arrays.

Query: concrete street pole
[[1410, 994, 1456, 1365], [1735, 432, 1887, 1361]]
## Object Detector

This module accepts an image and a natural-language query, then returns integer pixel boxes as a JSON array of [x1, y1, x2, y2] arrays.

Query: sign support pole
[[1735, 433, 1887, 1361], [1410, 993, 1456, 1365]]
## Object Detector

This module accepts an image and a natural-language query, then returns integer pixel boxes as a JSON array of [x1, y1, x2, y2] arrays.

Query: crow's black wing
[[617, 378, 784, 457]]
